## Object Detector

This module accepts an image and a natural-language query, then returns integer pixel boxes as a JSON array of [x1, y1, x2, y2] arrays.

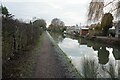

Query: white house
[[66, 25, 80, 34]]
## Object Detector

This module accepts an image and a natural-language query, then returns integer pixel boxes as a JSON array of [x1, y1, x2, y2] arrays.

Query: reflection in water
[[113, 48, 120, 60], [78, 39, 87, 45], [49, 32, 120, 78], [98, 47, 109, 65], [49, 32, 64, 43]]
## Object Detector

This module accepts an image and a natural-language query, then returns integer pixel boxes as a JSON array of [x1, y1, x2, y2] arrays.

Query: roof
[[81, 28, 89, 30]]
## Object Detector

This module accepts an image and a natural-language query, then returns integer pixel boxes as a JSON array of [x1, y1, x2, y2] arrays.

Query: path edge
[[46, 31, 82, 78]]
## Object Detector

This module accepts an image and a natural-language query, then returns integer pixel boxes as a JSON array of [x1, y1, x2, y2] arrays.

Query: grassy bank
[[2, 17, 44, 78], [47, 31, 81, 78], [2, 33, 44, 78], [47, 31, 119, 78], [85, 36, 120, 47]]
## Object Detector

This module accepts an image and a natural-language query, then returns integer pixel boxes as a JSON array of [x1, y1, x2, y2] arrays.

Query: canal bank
[[3, 31, 81, 78], [33, 31, 81, 78], [2, 32, 44, 78], [85, 36, 120, 46], [49, 32, 120, 78]]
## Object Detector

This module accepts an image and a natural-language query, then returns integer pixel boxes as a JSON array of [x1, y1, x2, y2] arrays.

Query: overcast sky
[[1, 0, 114, 27]]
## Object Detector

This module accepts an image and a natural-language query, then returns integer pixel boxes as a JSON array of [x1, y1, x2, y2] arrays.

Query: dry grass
[[101, 63, 117, 78], [80, 57, 99, 78], [80, 57, 119, 79]]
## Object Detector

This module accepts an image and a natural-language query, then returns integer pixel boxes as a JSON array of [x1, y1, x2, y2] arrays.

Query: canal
[[49, 32, 120, 78]]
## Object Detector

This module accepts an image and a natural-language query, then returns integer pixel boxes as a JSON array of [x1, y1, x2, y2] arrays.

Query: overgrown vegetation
[[2, 17, 45, 77], [81, 58, 98, 78], [2, 5, 46, 78], [101, 63, 117, 78], [88, 0, 120, 36], [88, 13, 114, 36], [79, 57, 119, 78], [2, 17, 43, 62], [1, 5, 14, 18], [101, 13, 113, 36]]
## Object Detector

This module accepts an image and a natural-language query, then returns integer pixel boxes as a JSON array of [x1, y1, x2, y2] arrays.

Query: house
[[66, 26, 75, 34], [66, 25, 80, 35], [115, 21, 120, 38], [80, 28, 89, 36]]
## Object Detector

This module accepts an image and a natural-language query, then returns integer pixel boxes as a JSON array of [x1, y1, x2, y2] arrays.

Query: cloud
[[2, 0, 91, 26]]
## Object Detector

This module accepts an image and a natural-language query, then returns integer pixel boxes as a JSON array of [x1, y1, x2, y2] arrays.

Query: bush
[[2, 17, 43, 63]]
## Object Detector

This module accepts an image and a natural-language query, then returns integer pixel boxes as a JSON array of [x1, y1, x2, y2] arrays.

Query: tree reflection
[[50, 32, 119, 64], [92, 44, 100, 51], [49, 32, 64, 43], [98, 47, 109, 65], [112, 48, 120, 60], [79, 38, 110, 65], [78, 38, 87, 45], [85, 40, 110, 65]]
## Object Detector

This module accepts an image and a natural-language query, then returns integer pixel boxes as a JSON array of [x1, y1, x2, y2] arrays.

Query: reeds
[[79, 57, 119, 79], [118, 66, 120, 79], [101, 63, 117, 78], [80, 57, 99, 78]]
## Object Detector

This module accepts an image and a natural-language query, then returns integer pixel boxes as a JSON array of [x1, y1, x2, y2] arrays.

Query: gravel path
[[33, 32, 80, 78]]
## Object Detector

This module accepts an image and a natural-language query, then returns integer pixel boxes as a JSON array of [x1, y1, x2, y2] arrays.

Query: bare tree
[[88, 0, 104, 22], [88, 0, 120, 22], [115, 0, 120, 19]]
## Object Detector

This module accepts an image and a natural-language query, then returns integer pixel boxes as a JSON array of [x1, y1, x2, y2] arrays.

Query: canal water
[[49, 32, 120, 78]]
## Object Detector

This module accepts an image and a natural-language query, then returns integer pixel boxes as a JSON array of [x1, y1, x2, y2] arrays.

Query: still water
[[49, 32, 120, 78]]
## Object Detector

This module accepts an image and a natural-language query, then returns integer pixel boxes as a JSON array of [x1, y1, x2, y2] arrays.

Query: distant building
[[80, 28, 89, 36], [66, 25, 80, 34]]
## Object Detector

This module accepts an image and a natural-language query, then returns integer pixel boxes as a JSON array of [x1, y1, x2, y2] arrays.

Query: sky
[[1, 0, 114, 27]]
